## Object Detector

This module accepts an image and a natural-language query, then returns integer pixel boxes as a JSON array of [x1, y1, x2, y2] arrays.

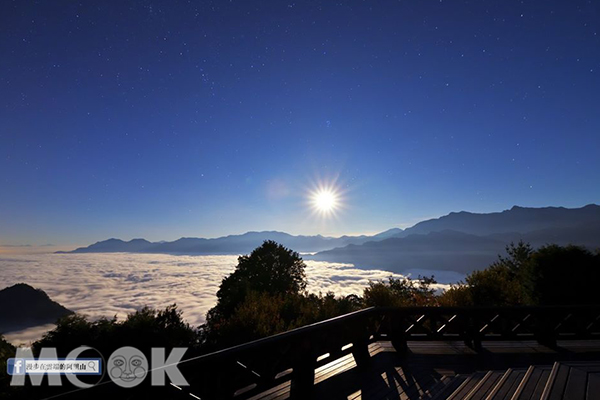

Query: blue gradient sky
[[1, 1, 599, 247]]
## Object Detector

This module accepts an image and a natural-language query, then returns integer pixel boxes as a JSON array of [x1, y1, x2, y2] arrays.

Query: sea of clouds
[[0, 253, 453, 344]]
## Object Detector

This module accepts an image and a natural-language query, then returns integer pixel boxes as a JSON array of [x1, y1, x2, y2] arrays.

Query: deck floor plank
[[246, 341, 600, 400], [586, 373, 600, 400], [564, 365, 589, 400], [469, 370, 504, 400], [489, 369, 526, 400]]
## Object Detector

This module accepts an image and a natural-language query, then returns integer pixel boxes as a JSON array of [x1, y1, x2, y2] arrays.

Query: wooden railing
[[178, 307, 380, 399], [378, 305, 600, 352], [176, 305, 600, 399]]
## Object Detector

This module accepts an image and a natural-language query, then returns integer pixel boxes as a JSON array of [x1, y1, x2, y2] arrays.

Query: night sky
[[1, 1, 599, 247]]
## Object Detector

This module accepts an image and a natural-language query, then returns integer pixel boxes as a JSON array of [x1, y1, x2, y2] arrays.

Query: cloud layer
[[0, 253, 450, 344]]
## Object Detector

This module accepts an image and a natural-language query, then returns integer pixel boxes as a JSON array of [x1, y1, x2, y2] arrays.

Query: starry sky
[[1, 1, 599, 247]]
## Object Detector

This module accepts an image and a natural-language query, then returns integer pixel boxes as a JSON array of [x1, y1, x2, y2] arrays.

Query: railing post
[[389, 309, 408, 355], [535, 309, 557, 349], [464, 312, 482, 352], [430, 313, 438, 340], [352, 312, 373, 368], [290, 340, 316, 398], [391, 335, 408, 354], [352, 336, 371, 368]]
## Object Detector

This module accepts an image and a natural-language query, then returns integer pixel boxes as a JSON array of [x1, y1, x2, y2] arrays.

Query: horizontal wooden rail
[[174, 305, 600, 399], [377, 305, 600, 353], [178, 307, 380, 398]]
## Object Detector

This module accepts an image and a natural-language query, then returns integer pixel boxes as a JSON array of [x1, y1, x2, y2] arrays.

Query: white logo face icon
[[107, 347, 148, 388]]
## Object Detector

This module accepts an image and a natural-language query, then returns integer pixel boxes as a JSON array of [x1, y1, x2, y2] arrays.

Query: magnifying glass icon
[[88, 361, 97, 372]]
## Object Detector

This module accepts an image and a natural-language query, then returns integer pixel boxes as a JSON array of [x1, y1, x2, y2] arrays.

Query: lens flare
[[308, 181, 344, 218], [313, 190, 338, 213]]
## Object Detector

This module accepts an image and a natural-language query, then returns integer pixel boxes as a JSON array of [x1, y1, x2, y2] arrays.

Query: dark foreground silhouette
[[2, 240, 600, 398]]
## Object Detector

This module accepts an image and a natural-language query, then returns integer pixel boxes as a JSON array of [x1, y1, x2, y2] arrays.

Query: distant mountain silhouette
[[61, 238, 154, 253], [0, 283, 73, 333], [59, 205, 600, 278], [59, 230, 403, 255], [370, 228, 405, 240], [312, 230, 507, 274], [311, 204, 600, 277], [395, 204, 600, 237]]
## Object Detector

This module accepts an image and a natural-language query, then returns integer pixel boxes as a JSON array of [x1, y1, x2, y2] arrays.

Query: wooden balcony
[[47, 305, 600, 399], [172, 306, 600, 399]]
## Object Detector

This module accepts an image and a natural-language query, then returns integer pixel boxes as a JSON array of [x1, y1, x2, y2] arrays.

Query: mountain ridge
[[310, 204, 600, 276], [58, 205, 600, 278], [0, 283, 73, 333], [58, 229, 402, 255], [394, 203, 600, 238]]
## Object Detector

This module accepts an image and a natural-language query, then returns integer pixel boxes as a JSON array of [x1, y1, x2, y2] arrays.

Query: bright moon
[[313, 190, 338, 213]]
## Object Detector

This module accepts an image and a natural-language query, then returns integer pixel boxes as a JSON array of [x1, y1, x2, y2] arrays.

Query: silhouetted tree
[[212, 240, 307, 319], [0, 335, 20, 398], [437, 283, 473, 306], [492, 240, 534, 275], [363, 276, 437, 307], [438, 242, 531, 306], [438, 241, 532, 306], [0, 306, 199, 400], [34, 305, 199, 357], [201, 242, 366, 348], [439, 242, 600, 307], [521, 244, 600, 305], [464, 264, 524, 306]]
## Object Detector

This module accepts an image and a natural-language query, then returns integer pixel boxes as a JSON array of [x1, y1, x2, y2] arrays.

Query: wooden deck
[[163, 306, 600, 399], [44, 307, 600, 399], [240, 341, 600, 400]]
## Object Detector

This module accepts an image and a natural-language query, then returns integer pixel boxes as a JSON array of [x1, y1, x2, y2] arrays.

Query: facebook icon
[[7, 359, 24, 375]]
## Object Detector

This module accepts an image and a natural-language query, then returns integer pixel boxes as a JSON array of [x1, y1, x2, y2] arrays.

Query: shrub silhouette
[[33, 304, 199, 358], [0, 306, 198, 399], [363, 276, 438, 307], [0, 335, 19, 398], [439, 241, 600, 306], [522, 244, 600, 305]]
